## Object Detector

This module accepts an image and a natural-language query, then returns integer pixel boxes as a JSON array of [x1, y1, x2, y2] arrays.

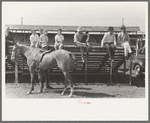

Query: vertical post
[[122, 18, 124, 25], [15, 60, 18, 84], [85, 46, 88, 85], [21, 17, 23, 25], [110, 60, 113, 84], [129, 59, 133, 85], [123, 57, 126, 82], [136, 39, 139, 57], [24, 30, 25, 43]]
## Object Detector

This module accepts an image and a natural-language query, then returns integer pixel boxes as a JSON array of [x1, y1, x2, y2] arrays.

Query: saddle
[[38, 48, 55, 62], [28, 48, 55, 71]]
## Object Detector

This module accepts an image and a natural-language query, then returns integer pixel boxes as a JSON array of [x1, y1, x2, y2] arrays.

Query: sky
[[2, 2, 147, 32]]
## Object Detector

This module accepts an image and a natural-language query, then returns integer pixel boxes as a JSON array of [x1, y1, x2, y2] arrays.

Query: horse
[[11, 43, 76, 97]]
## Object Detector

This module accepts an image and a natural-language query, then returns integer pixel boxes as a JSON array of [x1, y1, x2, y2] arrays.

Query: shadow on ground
[[41, 89, 115, 98]]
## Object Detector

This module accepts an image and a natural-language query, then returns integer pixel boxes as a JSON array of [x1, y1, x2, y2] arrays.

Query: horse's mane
[[17, 44, 46, 57]]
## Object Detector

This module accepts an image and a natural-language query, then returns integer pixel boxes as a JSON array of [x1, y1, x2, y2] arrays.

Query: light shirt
[[40, 34, 49, 48], [117, 32, 130, 45], [101, 32, 116, 46], [55, 34, 64, 44], [74, 32, 85, 43], [30, 34, 40, 47]]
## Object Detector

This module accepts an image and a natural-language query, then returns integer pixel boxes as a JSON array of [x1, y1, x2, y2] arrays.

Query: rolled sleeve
[[74, 34, 77, 43], [114, 35, 116, 46]]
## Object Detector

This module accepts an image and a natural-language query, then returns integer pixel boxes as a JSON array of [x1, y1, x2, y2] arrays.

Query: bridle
[[11, 45, 21, 64], [11, 44, 36, 63]]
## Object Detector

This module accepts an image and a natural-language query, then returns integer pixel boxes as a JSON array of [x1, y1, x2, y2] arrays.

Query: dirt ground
[[5, 80, 145, 98]]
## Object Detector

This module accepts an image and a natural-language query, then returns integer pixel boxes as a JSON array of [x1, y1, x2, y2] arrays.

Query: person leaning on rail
[[5, 27, 22, 71], [30, 29, 40, 48], [117, 25, 132, 60], [5, 27, 15, 59], [5, 27, 16, 71], [101, 26, 117, 60], [54, 29, 64, 50], [74, 27, 90, 63]]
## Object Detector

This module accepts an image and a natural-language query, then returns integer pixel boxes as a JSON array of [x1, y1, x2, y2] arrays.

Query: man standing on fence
[[74, 27, 90, 63], [101, 26, 116, 60], [117, 25, 132, 59]]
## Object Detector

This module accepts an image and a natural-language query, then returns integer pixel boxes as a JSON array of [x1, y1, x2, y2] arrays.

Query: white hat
[[77, 27, 84, 32]]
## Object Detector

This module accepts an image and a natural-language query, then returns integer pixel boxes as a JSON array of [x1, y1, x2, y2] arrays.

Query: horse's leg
[[38, 71, 44, 93], [62, 71, 74, 97], [27, 69, 35, 95], [62, 77, 69, 96], [45, 70, 53, 89]]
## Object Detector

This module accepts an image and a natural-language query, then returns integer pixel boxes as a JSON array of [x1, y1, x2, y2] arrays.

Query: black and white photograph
[[2, 1, 148, 121]]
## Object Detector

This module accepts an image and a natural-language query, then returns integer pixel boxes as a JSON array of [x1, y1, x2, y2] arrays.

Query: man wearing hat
[[101, 26, 116, 59], [117, 25, 132, 59], [74, 26, 90, 62]]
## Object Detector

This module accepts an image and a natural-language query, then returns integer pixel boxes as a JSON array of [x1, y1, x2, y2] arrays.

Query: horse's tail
[[69, 52, 77, 70]]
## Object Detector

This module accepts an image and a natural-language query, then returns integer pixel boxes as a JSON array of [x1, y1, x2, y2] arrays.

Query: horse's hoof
[[38, 90, 43, 93], [110, 83, 115, 86], [68, 94, 73, 98], [62, 92, 65, 96], [27, 91, 32, 95], [45, 86, 53, 90]]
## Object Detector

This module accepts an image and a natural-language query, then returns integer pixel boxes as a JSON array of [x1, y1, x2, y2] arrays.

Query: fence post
[[110, 60, 113, 84], [15, 59, 18, 84], [129, 58, 133, 85], [123, 57, 126, 82], [85, 46, 88, 85]]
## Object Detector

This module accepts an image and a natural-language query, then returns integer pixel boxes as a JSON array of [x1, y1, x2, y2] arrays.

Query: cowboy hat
[[108, 26, 114, 31], [77, 27, 84, 32], [120, 25, 126, 29]]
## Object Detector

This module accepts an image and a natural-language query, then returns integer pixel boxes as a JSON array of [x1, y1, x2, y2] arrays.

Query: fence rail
[[6, 45, 133, 84]]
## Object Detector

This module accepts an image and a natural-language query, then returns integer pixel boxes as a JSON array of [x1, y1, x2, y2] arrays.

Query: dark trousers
[[6, 42, 12, 56], [5, 42, 15, 69], [104, 42, 115, 58]]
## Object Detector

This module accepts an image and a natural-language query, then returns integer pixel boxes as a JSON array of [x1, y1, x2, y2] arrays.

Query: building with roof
[[6, 25, 143, 46]]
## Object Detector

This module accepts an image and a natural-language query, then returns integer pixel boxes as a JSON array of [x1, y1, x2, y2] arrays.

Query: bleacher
[[5, 24, 142, 84], [6, 45, 125, 84]]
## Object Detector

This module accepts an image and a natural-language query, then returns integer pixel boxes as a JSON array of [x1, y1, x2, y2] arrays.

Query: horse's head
[[11, 42, 21, 62]]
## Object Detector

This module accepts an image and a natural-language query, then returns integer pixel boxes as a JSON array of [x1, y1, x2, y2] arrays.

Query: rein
[[14, 45, 36, 61]]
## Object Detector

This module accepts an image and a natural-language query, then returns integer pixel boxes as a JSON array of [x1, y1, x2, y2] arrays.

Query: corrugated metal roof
[[6, 24, 140, 32]]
